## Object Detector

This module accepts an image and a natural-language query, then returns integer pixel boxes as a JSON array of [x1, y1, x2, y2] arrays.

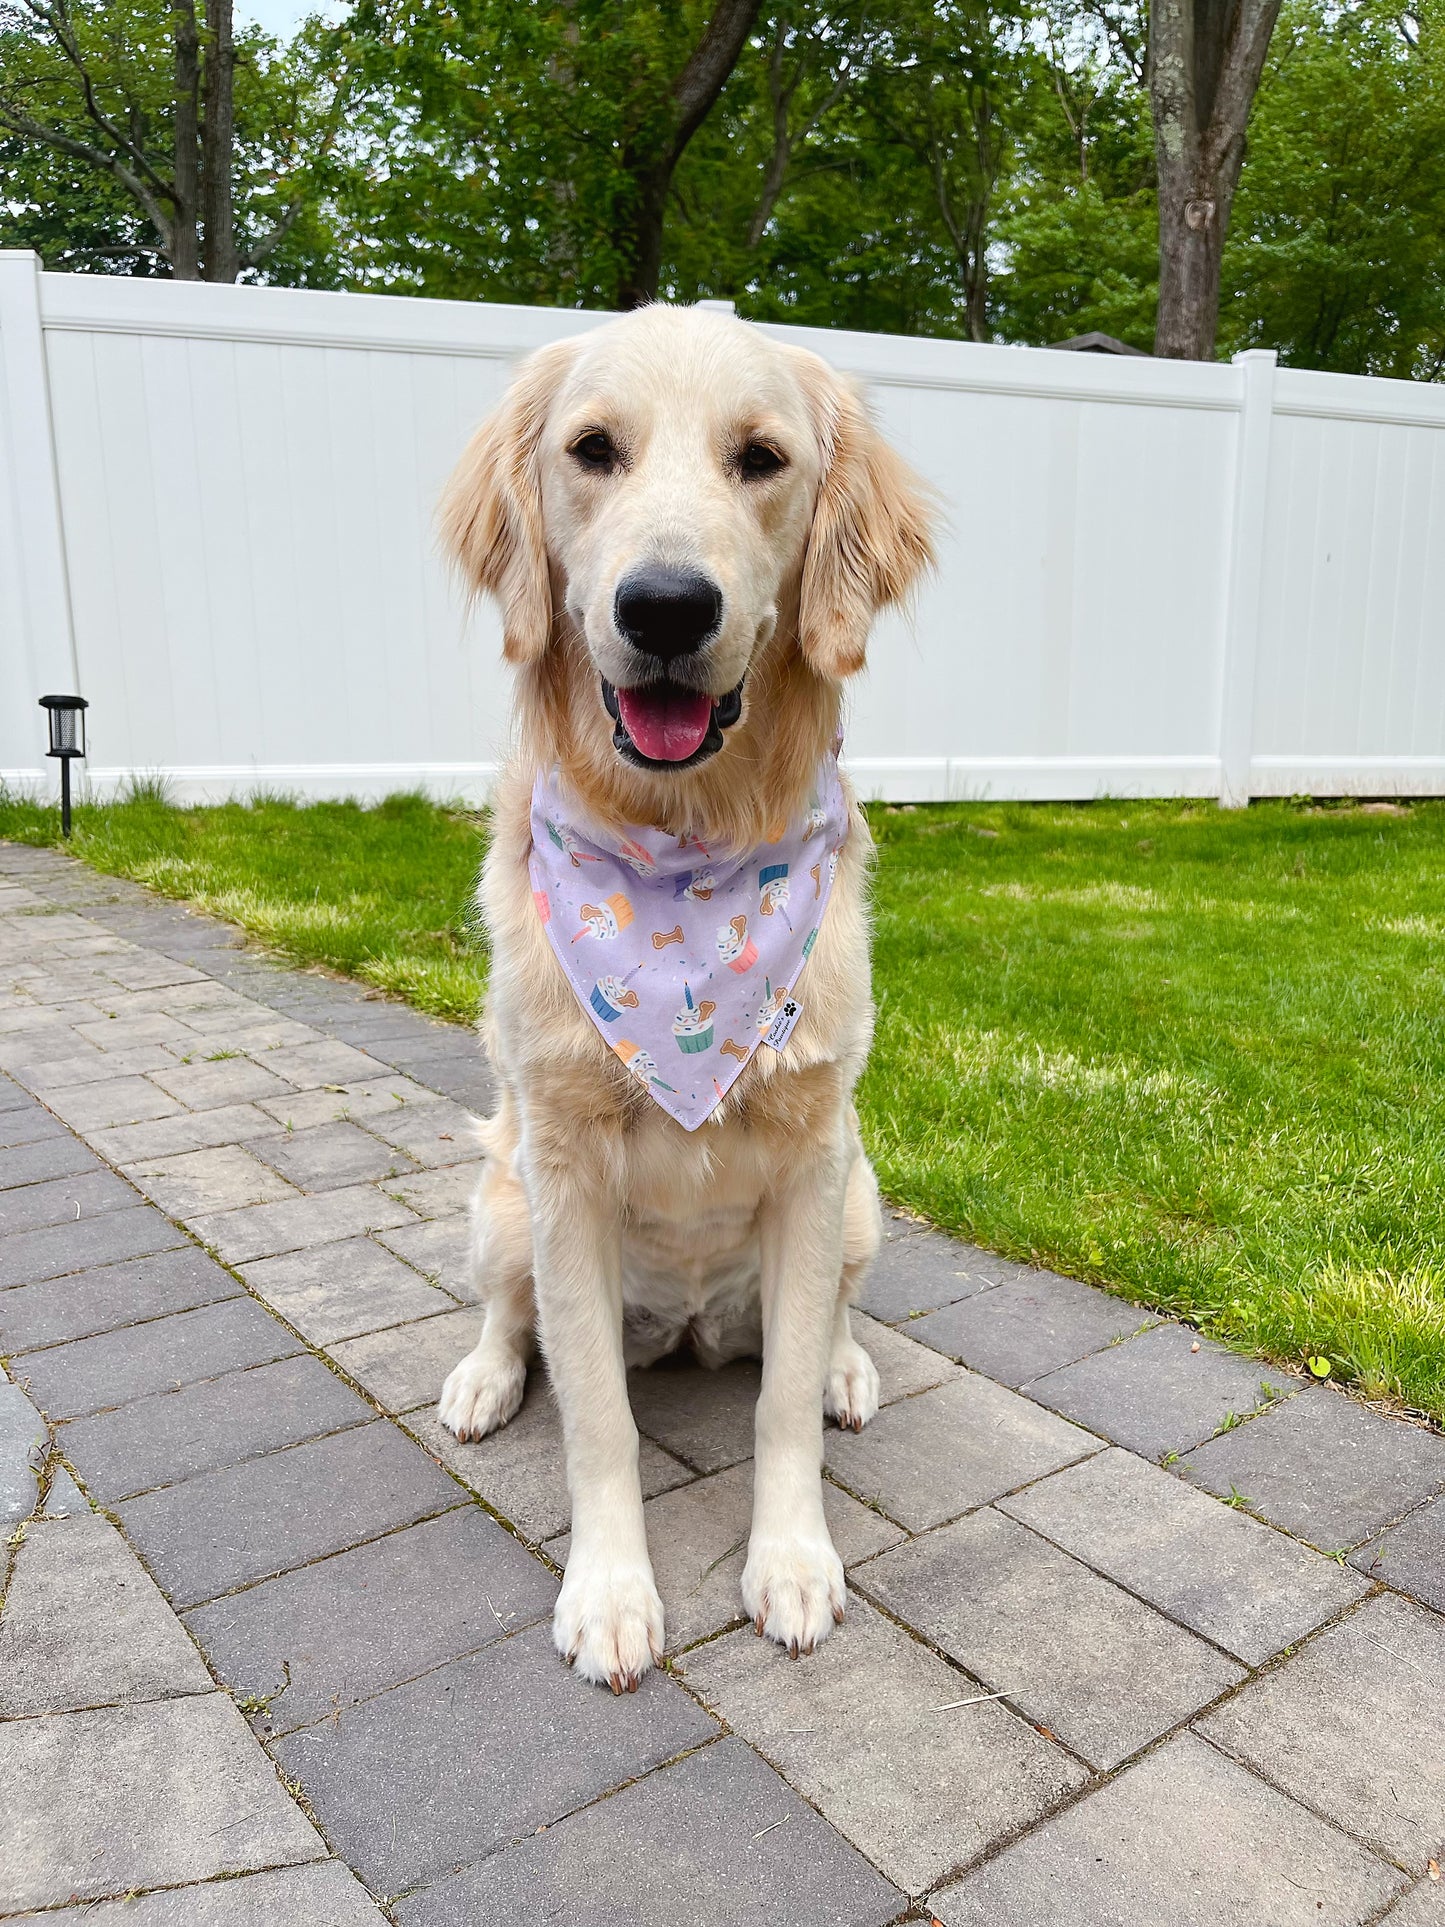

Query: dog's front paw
[[824, 1336, 880, 1432], [554, 1557, 664, 1694], [741, 1533, 845, 1658], [438, 1348, 526, 1442]]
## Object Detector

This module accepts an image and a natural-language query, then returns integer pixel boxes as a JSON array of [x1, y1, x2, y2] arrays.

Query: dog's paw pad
[[741, 1535, 845, 1658], [824, 1339, 880, 1433], [553, 1560, 664, 1692], [438, 1350, 526, 1442]]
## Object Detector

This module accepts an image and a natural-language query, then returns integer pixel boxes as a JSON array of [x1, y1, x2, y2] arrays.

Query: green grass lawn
[[4, 782, 1444, 1422]]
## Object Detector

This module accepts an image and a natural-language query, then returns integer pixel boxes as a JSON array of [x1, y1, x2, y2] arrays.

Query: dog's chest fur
[[614, 1110, 779, 1367]]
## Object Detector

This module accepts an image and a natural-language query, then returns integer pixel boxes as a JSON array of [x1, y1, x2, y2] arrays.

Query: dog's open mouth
[[601, 678, 744, 770]]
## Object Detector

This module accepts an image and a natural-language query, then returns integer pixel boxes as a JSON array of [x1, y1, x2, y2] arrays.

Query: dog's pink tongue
[[617, 686, 713, 762]]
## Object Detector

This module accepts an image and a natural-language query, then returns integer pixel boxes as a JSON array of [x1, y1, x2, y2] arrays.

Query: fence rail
[[4, 249, 1444, 806]]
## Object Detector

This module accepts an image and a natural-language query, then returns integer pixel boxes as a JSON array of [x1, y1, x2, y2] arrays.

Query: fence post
[[1217, 347, 1277, 808], [0, 252, 78, 762]]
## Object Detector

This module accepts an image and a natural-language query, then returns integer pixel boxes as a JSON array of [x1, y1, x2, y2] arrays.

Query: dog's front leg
[[524, 1143, 662, 1693], [743, 1135, 849, 1656]]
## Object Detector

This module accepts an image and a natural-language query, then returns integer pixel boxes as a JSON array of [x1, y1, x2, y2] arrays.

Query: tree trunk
[[1149, 0, 1282, 359], [201, 0, 238, 281], [615, 165, 673, 310], [171, 0, 202, 278], [613, 0, 764, 308], [1153, 151, 1227, 358]]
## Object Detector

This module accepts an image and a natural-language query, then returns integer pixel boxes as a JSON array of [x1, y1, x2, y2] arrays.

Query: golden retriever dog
[[437, 304, 933, 1692]]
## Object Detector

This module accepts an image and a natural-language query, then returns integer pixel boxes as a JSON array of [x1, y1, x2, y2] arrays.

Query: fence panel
[[3, 254, 1444, 804]]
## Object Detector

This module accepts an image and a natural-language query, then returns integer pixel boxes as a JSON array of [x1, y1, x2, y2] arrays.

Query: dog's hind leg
[[823, 1138, 882, 1433], [438, 1124, 537, 1443]]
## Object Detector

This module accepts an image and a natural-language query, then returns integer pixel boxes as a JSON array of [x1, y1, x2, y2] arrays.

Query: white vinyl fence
[[4, 248, 1445, 807]]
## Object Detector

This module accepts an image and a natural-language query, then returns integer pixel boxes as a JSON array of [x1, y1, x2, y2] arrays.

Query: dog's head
[[443, 304, 934, 784]]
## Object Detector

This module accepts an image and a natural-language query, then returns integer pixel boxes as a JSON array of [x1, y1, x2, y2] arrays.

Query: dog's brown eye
[[740, 441, 786, 479], [571, 431, 618, 472]]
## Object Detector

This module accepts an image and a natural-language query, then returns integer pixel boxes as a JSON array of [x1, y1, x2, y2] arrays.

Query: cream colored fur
[[437, 305, 934, 1692]]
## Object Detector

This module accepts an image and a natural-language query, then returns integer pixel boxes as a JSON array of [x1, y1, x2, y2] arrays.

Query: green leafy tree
[[991, 5, 1158, 345], [1221, 0, 1445, 375], [0, 0, 375, 277]]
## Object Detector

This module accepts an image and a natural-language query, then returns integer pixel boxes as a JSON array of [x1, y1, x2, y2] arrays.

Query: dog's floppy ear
[[795, 354, 936, 681], [440, 337, 577, 664]]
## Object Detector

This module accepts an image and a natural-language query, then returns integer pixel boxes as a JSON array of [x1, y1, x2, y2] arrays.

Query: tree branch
[[669, 0, 765, 163], [15, 0, 173, 201], [0, 98, 176, 245]]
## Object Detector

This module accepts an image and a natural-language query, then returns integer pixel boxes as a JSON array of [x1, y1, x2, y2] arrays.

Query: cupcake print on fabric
[[528, 751, 850, 1130]]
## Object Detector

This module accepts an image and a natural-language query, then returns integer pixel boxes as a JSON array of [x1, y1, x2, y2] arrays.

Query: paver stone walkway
[[2, 840, 1443, 1924]]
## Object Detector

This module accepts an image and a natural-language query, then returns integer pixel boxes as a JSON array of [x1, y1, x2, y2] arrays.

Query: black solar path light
[[39, 694, 88, 837]]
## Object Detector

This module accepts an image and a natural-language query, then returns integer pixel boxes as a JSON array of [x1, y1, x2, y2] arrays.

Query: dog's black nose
[[614, 567, 722, 660]]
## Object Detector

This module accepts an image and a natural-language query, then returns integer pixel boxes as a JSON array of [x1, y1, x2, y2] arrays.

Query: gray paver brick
[[88, 1101, 279, 1162], [0, 1103, 69, 1148], [861, 1216, 1023, 1323], [126, 1143, 301, 1215], [0, 1204, 188, 1289], [181, 1015, 320, 1054], [148, 1056, 297, 1108], [407, 1377, 692, 1542], [61, 1352, 371, 1501], [255, 1073, 435, 1130], [1199, 1592, 1445, 1868], [908, 1270, 1155, 1386], [0, 1023, 92, 1069], [0, 1245, 242, 1352], [552, 1459, 904, 1654], [999, 1447, 1369, 1664], [117, 1418, 463, 1607], [382, 1160, 483, 1219], [0, 1167, 145, 1237], [330, 1307, 481, 1411], [0, 1130, 104, 1188], [1026, 1320, 1295, 1459], [41, 1461, 89, 1515], [248, 1119, 419, 1191], [244, 1237, 456, 1347], [71, 1012, 200, 1052], [188, 1183, 417, 1264], [14, 1297, 303, 1420], [187, 1506, 557, 1735], [1379, 1883, 1445, 1924], [366, 1039, 492, 1101], [40, 1074, 186, 1132], [931, 1731, 1405, 1927], [824, 1374, 1098, 1530], [854, 1310, 965, 1401], [859, 1506, 1243, 1769], [1182, 1388, 1445, 1550], [0, 1377, 47, 1526], [1353, 1494, 1445, 1612], [62, 1861, 387, 1925], [629, 1357, 762, 1473], [0, 1694, 325, 1912], [375, 1212, 472, 1289], [396, 1734, 903, 1927], [250, 1039, 391, 1088], [9, 1042, 184, 1088], [679, 1599, 1087, 1894], [0, 1514, 212, 1714], [364, 1098, 480, 1167], [272, 1620, 716, 1893]]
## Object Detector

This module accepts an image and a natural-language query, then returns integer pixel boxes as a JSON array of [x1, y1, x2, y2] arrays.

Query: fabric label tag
[[763, 995, 804, 1052]]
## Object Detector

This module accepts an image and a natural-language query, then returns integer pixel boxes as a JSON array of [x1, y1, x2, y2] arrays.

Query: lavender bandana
[[529, 754, 850, 1130]]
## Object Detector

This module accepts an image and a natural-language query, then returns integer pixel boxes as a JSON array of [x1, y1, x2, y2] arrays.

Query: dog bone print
[[652, 925, 685, 949], [720, 1037, 751, 1062]]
